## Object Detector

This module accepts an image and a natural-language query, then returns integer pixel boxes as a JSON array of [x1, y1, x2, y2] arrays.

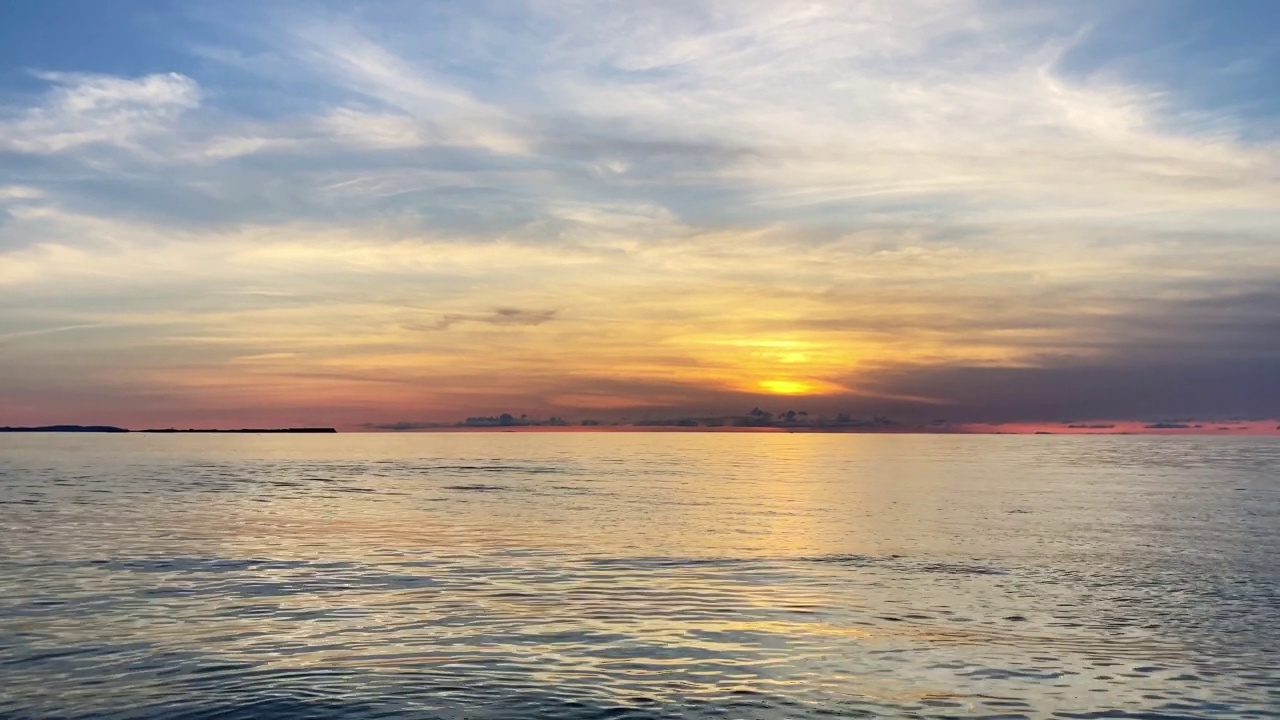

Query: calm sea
[[1, 433, 1277, 719]]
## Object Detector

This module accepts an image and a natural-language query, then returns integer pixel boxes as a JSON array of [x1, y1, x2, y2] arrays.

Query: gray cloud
[[853, 357, 1280, 423], [422, 307, 559, 332], [841, 282, 1280, 421]]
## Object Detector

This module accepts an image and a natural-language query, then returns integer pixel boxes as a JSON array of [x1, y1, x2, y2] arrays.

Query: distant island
[[139, 428, 338, 434], [1, 425, 336, 433], [0, 425, 130, 433]]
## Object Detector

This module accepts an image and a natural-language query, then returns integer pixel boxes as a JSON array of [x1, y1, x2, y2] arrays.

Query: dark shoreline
[[0, 426, 337, 434]]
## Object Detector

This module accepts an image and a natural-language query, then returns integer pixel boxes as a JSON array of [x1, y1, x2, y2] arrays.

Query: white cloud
[[284, 21, 530, 154], [198, 134, 302, 160], [535, 1, 1280, 224], [0, 72, 200, 154], [317, 107, 425, 149], [0, 185, 43, 201]]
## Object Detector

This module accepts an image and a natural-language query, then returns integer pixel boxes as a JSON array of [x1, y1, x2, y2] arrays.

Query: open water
[[1, 433, 1277, 719]]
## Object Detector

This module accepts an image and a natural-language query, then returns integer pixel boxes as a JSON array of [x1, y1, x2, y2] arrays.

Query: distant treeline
[[366, 409, 904, 431], [462, 413, 572, 427], [627, 409, 900, 429]]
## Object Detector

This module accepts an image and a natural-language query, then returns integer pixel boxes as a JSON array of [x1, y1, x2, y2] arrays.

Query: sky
[[1, 0, 1278, 430]]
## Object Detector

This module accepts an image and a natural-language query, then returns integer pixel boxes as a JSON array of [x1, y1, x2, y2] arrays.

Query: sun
[[758, 379, 815, 395]]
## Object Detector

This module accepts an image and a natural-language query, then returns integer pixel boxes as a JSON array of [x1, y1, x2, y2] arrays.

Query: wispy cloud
[[425, 308, 559, 332], [281, 19, 531, 154], [0, 323, 112, 345], [0, 72, 200, 155]]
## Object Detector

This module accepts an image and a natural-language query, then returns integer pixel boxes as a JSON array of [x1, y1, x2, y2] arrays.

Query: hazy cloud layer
[[1, 1, 1277, 427]]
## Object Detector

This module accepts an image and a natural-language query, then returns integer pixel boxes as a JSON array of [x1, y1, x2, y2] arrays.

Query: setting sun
[[758, 380, 816, 395]]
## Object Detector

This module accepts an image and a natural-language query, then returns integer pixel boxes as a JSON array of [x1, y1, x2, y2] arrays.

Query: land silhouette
[[363, 408, 901, 431], [1, 426, 337, 433]]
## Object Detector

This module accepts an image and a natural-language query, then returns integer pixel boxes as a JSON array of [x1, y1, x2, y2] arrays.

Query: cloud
[[838, 281, 1280, 421], [0, 72, 200, 155], [853, 357, 1280, 423], [6, 2, 1276, 237], [0, 185, 43, 201], [517, 0, 1279, 235], [281, 19, 530, 154], [316, 108, 426, 150], [0, 323, 111, 345], [425, 308, 559, 331]]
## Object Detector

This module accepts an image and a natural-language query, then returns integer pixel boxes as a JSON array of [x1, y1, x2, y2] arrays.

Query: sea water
[[1, 433, 1277, 718]]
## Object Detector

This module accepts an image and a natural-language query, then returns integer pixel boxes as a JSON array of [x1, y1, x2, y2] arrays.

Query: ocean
[[1, 433, 1277, 719]]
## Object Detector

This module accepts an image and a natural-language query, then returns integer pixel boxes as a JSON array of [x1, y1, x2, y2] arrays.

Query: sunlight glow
[[758, 379, 817, 395]]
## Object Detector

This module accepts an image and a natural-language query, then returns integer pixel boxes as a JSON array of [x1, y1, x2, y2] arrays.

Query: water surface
[[1, 433, 1277, 718]]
